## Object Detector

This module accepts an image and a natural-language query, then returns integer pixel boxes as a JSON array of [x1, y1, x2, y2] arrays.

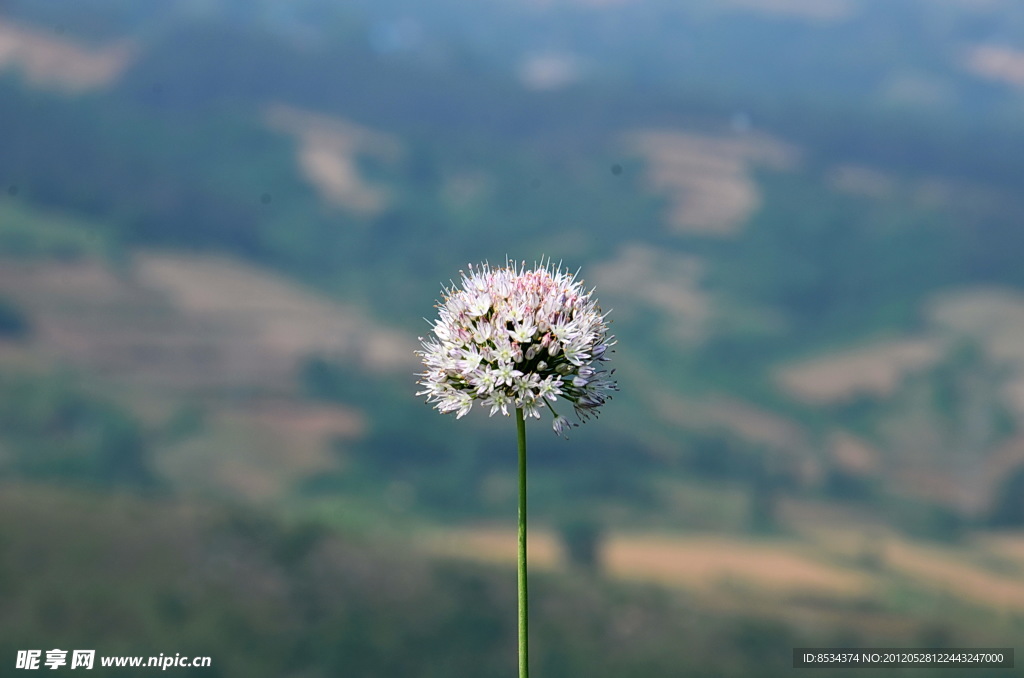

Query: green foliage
[[705, 172, 956, 351], [882, 496, 968, 544], [989, 465, 1024, 528], [161, 403, 207, 445], [746, 451, 780, 534], [300, 354, 657, 521], [684, 431, 755, 479], [2, 0, 1024, 563], [0, 371, 156, 488], [0, 296, 28, 338], [822, 465, 877, 503], [2, 8, 1024, 670], [0, 202, 113, 261], [558, 517, 605, 573]]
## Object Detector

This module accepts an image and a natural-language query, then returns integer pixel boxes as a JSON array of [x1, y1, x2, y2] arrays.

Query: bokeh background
[[2, 0, 1024, 675]]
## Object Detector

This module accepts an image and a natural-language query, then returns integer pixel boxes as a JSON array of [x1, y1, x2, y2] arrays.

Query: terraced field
[[426, 524, 1024, 616], [0, 251, 415, 503]]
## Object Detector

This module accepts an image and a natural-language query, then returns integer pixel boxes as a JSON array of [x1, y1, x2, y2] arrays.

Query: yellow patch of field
[[623, 129, 798, 236], [804, 523, 1024, 613], [0, 18, 131, 92], [606, 534, 868, 596], [774, 338, 944, 405], [979, 532, 1024, 568], [963, 44, 1024, 88], [884, 539, 1024, 611], [265, 104, 401, 214], [424, 526, 564, 569], [427, 526, 869, 598]]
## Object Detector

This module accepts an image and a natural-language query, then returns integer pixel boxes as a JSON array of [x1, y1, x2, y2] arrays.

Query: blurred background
[[1, 0, 1024, 675]]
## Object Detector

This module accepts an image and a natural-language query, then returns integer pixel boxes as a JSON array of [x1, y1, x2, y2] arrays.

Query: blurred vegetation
[[0, 296, 29, 339], [1, 1, 1024, 674], [989, 467, 1024, 528], [299, 356, 657, 523], [558, 517, 605, 573], [0, 0, 1018, 542], [0, 371, 156, 489], [0, 487, 1016, 678], [0, 202, 116, 261]]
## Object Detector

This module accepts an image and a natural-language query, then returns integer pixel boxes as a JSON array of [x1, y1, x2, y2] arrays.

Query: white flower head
[[416, 258, 618, 434]]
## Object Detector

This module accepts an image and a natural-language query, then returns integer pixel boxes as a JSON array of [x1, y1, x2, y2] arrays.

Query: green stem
[[516, 407, 529, 678]]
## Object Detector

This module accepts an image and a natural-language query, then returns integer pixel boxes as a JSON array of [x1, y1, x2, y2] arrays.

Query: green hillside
[[3, 1, 1024, 674]]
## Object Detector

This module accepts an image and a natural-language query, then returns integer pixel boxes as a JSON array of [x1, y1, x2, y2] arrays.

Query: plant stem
[[516, 406, 529, 678]]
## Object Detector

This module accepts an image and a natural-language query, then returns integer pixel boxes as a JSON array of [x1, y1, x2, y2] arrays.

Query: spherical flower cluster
[[416, 259, 617, 435]]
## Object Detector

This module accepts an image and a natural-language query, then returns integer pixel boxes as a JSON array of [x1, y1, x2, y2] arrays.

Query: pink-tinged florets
[[416, 258, 618, 434]]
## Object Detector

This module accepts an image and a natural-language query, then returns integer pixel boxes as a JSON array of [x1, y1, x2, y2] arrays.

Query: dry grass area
[[623, 129, 798, 236], [425, 526, 870, 599], [605, 534, 867, 596], [769, 289, 1024, 510], [652, 385, 808, 452], [591, 244, 710, 345], [0, 258, 239, 390], [0, 254, 394, 502], [0, 255, 416, 392], [774, 338, 944, 405], [883, 539, 1024, 612], [265, 104, 401, 214], [619, 354, 810, 469], [0, 18, 131, 92], [424, 526, 563, 569], [787, 514, 1024, 613], [963, 44, 1024, 88], [709, 397, 808, 450], [134, 252, 417, 376], [828, 430, 880, 476], [980, 532, 1024, 568]]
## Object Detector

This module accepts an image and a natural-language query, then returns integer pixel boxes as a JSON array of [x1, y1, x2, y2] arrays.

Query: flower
[[416, 259, 617, 434]]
